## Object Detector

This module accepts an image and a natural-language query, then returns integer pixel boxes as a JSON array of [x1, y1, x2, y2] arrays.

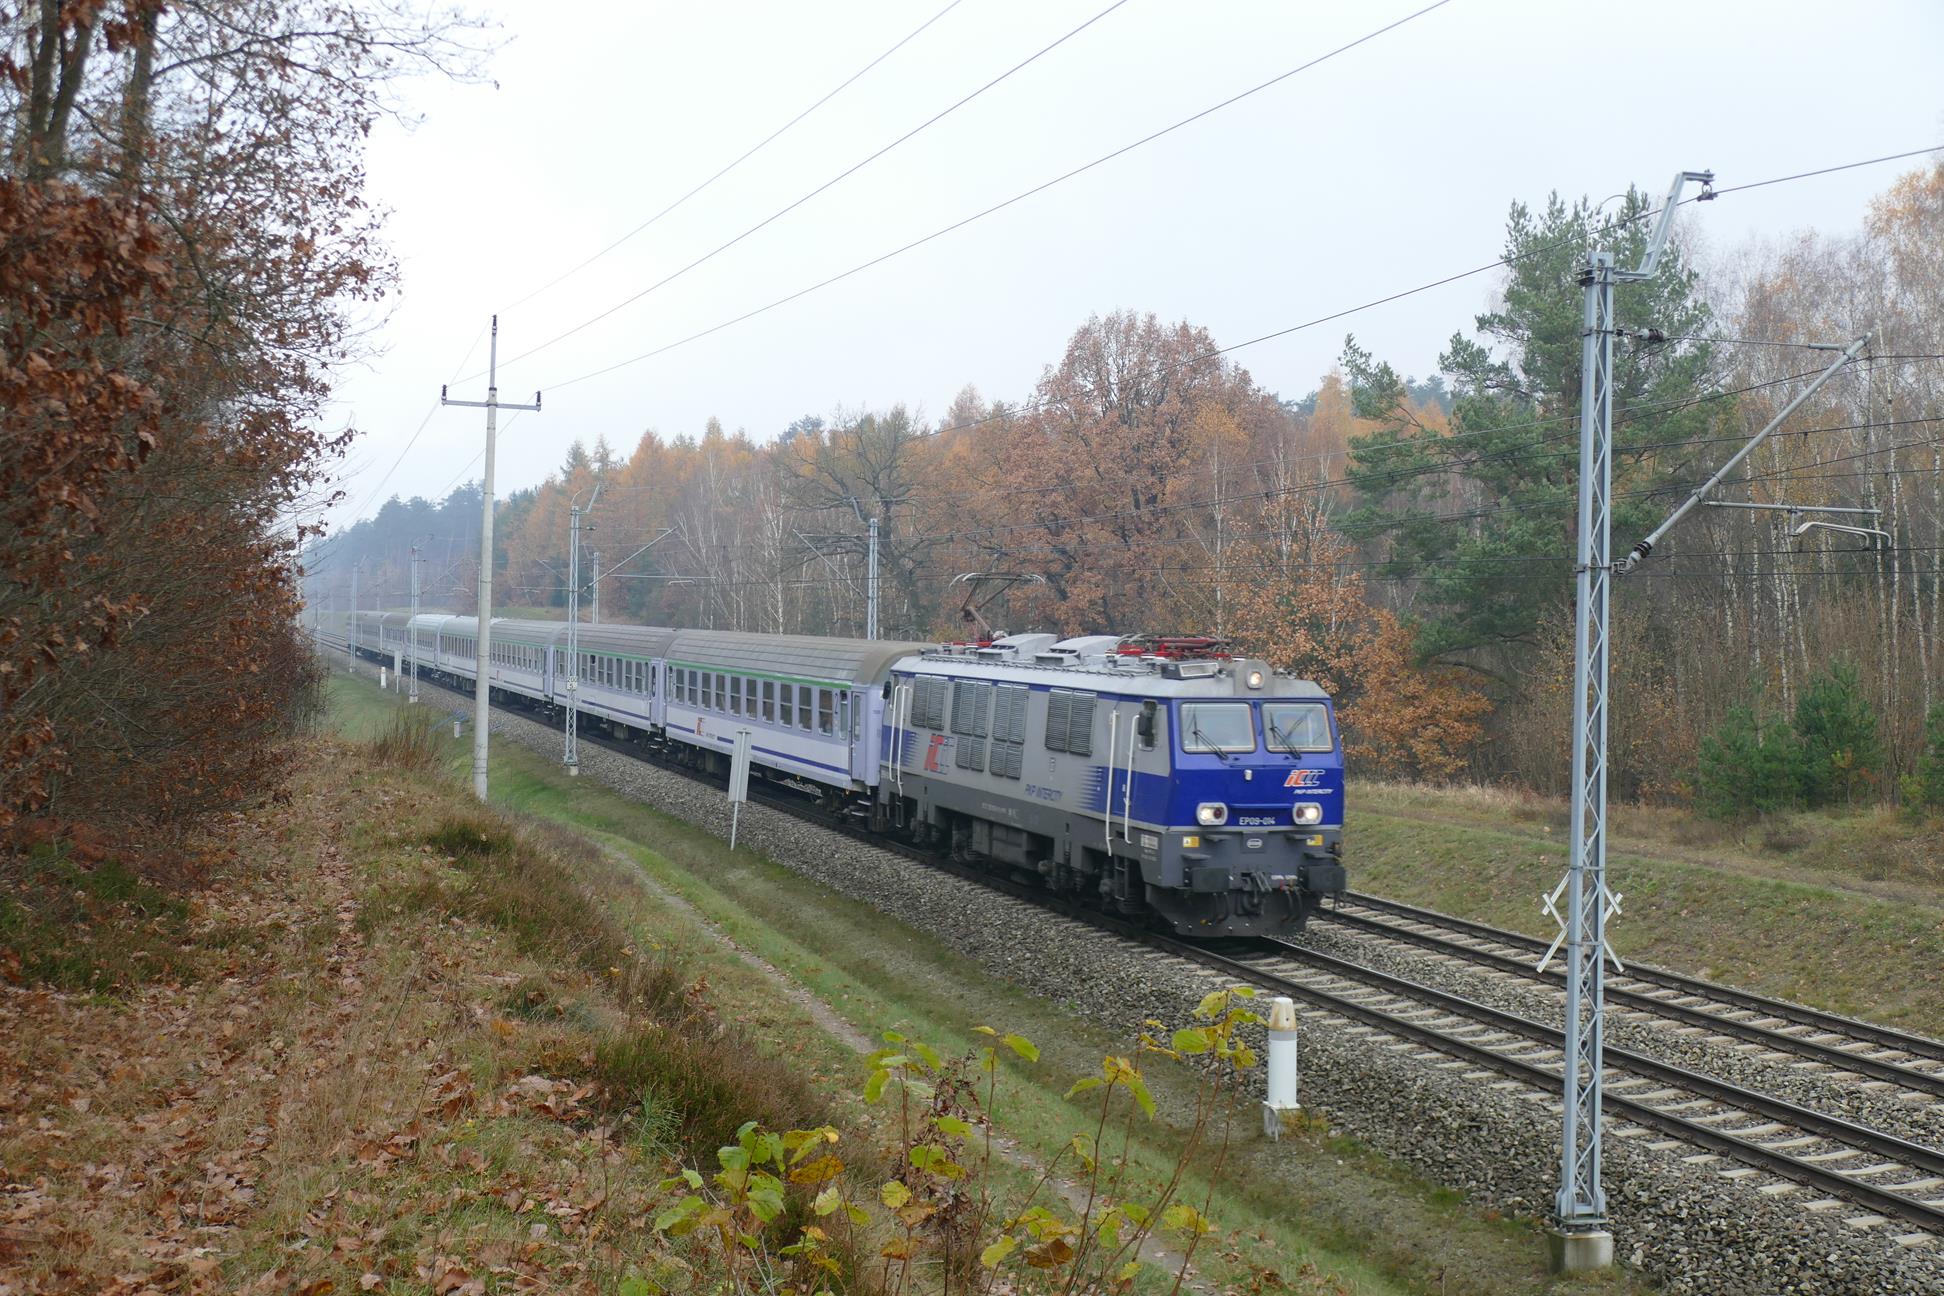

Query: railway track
[[330, 645, 1944, 1239], [1319, 892, 1944, 1098]]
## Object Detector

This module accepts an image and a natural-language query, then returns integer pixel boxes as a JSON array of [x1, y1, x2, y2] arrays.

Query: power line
[[539, 0, 1460, 393], [1707, 145, 1942, 198], [502, 0, 967, 312], [367, 139, 1938, 528], [539, 137, 1937, 410], [482, 0, 1135, 379], [336, 321, 489, 527]]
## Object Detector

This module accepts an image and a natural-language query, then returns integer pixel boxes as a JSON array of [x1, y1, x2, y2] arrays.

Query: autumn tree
[[1229, 532, 1490, 780], [1, 0, 486, 828]]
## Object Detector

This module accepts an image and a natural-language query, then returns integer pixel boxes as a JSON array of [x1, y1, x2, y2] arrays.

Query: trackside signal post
[[1547, 170, 1712, 1274], [728, 728, 753, 849], [441, 316, 542, 803], [564, 480, 604, 776]]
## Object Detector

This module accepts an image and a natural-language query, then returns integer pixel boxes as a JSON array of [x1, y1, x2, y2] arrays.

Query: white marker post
[[728, 728, 753, 851], [1262, 995, 1300, 1139]]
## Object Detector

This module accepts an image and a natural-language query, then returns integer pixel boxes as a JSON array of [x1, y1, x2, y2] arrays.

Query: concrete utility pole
[[408, 544, 422, 705], [865, 521, 878, 640], [845, 497, 881, 640], [564, 480, 603, 776], [1545, 169, 1711, 1275], [440, 316, 542, 802], [590, 550, 602, 625]]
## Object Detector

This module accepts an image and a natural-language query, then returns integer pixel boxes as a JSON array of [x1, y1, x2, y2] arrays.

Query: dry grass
[[365, 705, 448, 772], [0, 738, 861, 1295], [1358, 778, 1939, 895]]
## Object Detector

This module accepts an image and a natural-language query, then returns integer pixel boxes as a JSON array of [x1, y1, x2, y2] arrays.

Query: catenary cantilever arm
[[1616, 332, 1870, 574]]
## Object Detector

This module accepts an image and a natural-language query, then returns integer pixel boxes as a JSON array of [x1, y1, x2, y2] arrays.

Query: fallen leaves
[[0, 746, 684, 1294]]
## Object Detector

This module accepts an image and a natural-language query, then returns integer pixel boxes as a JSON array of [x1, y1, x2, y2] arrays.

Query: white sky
[[324, 0, 1944, 525]]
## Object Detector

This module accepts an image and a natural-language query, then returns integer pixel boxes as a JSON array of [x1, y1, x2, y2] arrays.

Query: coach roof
[[562, 623, 678, 657], [668, 630, 931, 688]]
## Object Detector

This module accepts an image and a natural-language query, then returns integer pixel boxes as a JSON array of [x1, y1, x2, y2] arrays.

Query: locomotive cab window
[[1180, 703, 1255, 753]]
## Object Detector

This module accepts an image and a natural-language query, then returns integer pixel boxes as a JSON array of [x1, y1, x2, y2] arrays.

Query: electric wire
[[347, 143, 1941, 565], [536, 0, 1461, 393], [478, 0, 1136, 379], [501, 0, 967, 312]]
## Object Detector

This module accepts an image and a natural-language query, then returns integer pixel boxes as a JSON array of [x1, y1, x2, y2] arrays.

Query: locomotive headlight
[[1292, 802, 1323, 826], [1195, 802, 1228, 826], [1246, 668, 1264, 689]]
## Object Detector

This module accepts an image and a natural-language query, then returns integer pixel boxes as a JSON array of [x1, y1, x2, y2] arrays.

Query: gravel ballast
[[358, 659, 1944, 1295]]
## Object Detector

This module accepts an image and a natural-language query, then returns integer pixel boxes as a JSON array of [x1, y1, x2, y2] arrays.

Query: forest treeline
[[323, 164, 1944, 808], [0, 1, 482, 831]]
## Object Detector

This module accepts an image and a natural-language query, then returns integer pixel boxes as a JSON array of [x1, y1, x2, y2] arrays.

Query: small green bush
[[1794, 660, 1883, 807], [0, 852, 199, 992], [1915, 702, 1944, 811], [1696, 703, 1801, 820]]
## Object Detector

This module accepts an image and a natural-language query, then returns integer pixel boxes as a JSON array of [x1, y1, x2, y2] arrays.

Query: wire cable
[[541, 135, 1936, 400], [501, 0, 967, 312], [539, 0, 1461, 392], [480, 0, 1135, 379]]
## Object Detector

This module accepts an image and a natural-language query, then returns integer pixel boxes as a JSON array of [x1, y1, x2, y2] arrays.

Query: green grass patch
[[1348, 792, 1944, 1033], [0, 848, 202, 993]]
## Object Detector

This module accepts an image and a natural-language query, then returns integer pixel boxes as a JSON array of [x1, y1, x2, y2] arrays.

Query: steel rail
[[1145, 937, 1944, 1233], [1251, 942, 1944, 1177], [326, 642, 1944, 1234], [1317, 904, 1944, 1096], [1338, 891, 1944, 1064]]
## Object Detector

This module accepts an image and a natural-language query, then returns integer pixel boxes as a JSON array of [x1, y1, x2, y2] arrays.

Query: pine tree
[[1341, 187, 1717, 667], [1696, 705, 1802, 820], [1793, 660, 1883, 807], [1908, 703, 1944, 810]]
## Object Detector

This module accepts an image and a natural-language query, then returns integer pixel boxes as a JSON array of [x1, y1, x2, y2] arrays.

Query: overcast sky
[[323, 0, 1944, 526]]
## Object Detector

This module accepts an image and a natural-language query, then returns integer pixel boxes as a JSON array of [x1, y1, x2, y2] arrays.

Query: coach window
[[778, 683, 794, 728], [817, 688, 834, 735], [839, 693, 851, 739], [761, 680, 775, 722], [795, 685, 811, 731]]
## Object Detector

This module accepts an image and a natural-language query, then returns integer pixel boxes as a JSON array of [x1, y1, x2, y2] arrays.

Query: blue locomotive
[[326, 614, 1345, 937]]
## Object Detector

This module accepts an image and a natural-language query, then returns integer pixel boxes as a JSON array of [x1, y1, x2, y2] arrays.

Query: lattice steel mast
[[1550, 169, 1712, 1271]]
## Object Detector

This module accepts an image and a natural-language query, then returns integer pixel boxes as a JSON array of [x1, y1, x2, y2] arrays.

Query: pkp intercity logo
[[1284, 769, 1323, 789]]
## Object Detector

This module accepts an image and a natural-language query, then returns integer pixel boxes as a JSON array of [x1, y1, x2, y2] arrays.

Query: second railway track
[[1318, 892, 1944, 1098], [332, 646, 1944, 1242]]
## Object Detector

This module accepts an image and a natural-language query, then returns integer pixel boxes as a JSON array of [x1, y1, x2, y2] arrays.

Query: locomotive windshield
[[1263, 701, 1333, 752], [1180, 702, 1255, 753]]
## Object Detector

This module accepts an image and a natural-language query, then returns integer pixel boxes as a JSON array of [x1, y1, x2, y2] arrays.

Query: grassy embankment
[[1349, 782, 1944, 1033], [319, 668, 1638, 1295]]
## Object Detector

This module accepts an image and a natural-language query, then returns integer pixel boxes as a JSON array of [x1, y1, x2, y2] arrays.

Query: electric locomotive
[[878, 633, 1344, 937]]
